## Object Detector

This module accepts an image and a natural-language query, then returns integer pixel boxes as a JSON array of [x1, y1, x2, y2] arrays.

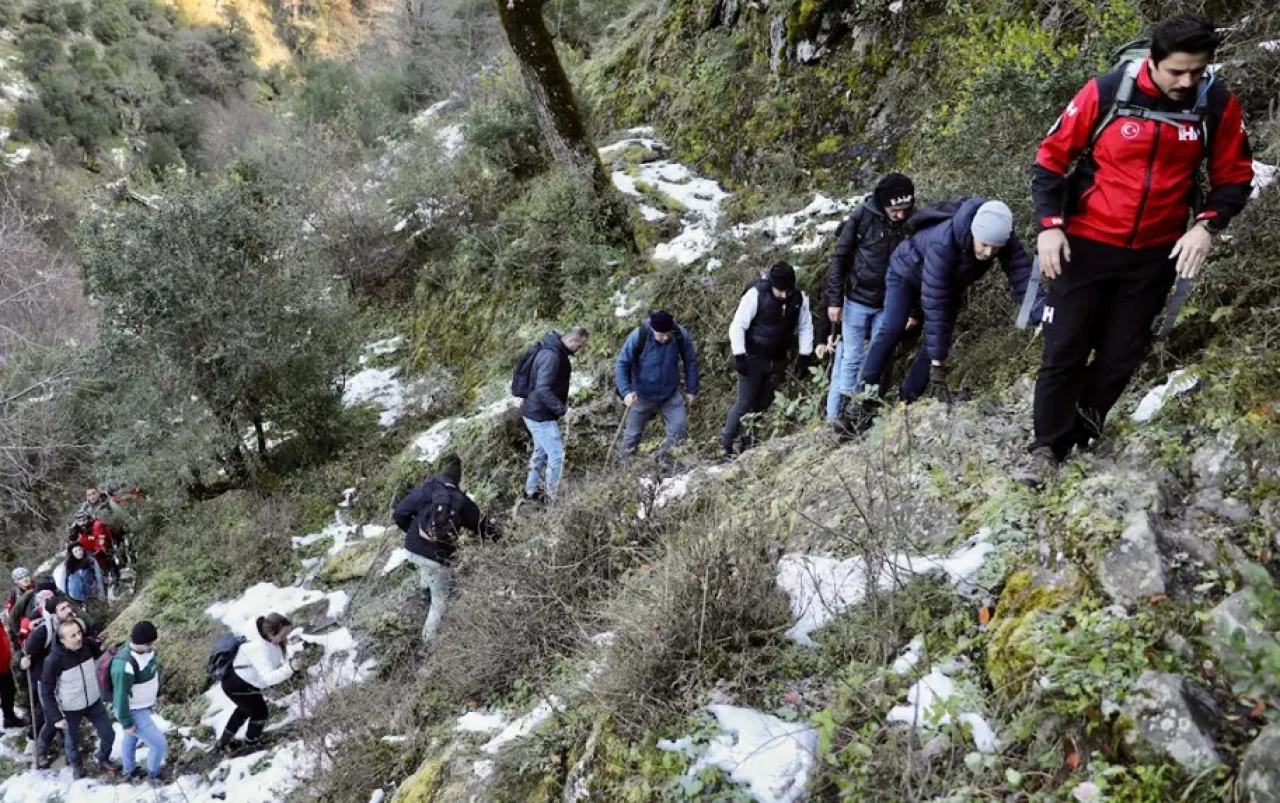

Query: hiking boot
[[97, 758, 121, 777], [36, 753, 55, 770], [3, 714, 28, 730], [719, 450, 735, 465], [71, 762, 86, 780], [147, 768, 170, 786], [127, 766, 148, 781], [1016, 446, 1059, 488]]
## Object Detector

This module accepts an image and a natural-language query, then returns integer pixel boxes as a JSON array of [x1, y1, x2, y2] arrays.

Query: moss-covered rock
[[316, 535, 390, 586], [984, 566, 1084, 699], [392, 752, 450, 803]]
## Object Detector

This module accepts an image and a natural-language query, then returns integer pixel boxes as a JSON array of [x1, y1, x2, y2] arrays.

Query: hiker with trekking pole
[[1020, 14, 1255, 487], [614, 310, 700, 470], [824, 173, 917, 427]]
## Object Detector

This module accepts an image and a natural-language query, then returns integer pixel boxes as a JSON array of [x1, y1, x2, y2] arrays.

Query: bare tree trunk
[[493, 0, 635, 249], [253, 413, 267, 456]]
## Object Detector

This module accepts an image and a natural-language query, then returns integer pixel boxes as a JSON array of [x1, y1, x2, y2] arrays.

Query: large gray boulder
[[1121, 671, 1221, 773], [1098, 511, 1166, 607], [1242, 725, 1280, 803]]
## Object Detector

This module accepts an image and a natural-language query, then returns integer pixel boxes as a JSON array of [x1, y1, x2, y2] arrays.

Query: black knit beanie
[[873, 172, 916, 212], [768, 262, 796, 292], [440, 454, 463, 484]]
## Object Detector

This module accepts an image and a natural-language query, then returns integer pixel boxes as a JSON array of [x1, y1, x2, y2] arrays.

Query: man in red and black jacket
[[1023, 14, 1254, 484]]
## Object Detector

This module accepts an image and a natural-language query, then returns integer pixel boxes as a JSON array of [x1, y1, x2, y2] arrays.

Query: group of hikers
[[0, 479, 309, 780], [0, 12, 1249, 779], [392, 13, 1252, 651], [502, 12, 1254, 497]]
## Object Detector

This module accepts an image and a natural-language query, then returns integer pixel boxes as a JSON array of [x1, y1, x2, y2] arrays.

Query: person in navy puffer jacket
[[859, 198, 1041, 403], [614, 310, 700, 467]]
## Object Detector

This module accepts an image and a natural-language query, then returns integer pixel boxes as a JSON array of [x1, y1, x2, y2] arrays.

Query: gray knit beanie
[[970, 201, 1013, 247]]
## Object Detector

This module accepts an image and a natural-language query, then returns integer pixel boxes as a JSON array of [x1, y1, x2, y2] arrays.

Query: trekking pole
[[607, 406, 629, 465], [1016, 258, 1042, 330], [1156, 277, 1193, 342], [26, 670, 37, 771]]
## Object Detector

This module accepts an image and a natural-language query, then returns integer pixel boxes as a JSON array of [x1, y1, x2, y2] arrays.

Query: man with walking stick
[[614, 310, 700, 470]]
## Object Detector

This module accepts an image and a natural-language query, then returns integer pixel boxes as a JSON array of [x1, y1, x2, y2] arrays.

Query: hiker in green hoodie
[[112, 620, 168, 784]]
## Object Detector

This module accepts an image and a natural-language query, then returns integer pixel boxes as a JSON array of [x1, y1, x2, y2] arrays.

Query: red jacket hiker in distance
[[1032, 60, 1254, 250]]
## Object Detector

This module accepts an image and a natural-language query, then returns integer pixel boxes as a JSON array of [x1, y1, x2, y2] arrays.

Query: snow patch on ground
[[481, 697, 565, 754], [636, 471, 693, 520], [603, 130, 731, 266], [733, 194, 857, 253], [886, 665, 1000, 753], [1132, 369, 1199, 423], [408, 398, 520, 463], [777, 537, 993, 645], [360, 336, 406, 365], [456, 710, 508, 734], [891, 636, 924, 675], [685, 705, 818, 803], [381, 548, 412, 576], [1254, 161, 1277, 197]]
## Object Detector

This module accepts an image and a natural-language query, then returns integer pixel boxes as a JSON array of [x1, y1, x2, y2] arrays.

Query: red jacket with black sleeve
[[1032, 62, 1254, 250]]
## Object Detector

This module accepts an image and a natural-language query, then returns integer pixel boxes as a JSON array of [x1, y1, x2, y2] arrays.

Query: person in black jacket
[[392, 454, 486, 644], [21, 594, 84, 766], [823, 173, 916, 421], [721, 263, 815, 461], [40, 619, 119, 778], [521, 327, 589, 504]]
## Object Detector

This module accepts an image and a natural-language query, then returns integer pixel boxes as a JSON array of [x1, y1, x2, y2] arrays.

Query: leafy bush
[[80, 177, 357, 484]]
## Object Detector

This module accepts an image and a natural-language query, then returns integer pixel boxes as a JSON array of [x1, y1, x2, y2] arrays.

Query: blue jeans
[[523, 418, 565, 500], [122, 707, 168, 776], [825, 299, 886, 420], [620, 392, 687, 463], [861, 271, 935, 402], [63, 700, 114, 766]]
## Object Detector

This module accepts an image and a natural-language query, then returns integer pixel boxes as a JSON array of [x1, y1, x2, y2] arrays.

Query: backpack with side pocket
[[510, 342, 544, 399], [208, 631, 247, 682]]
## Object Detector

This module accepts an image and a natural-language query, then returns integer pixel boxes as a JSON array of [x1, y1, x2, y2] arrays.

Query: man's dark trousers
[[1033, 234, 1177, 459], [721, 358, 785, 453]]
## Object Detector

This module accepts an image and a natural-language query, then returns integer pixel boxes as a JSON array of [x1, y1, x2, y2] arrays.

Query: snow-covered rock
[[685, 705, 817, 803]]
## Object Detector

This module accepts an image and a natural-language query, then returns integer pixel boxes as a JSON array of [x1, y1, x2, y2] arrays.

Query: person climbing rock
[[113, 620, 168, 784], [614, 310, 700, 468], [858, 199, 1039, 415], [40, 619, 119, 779], [1024, 13, 1254, 485], [23, 594, 83, 766], [392, 454, 486, 644], [72, 512, 121, 594], [216, 612, 301, 754], [517, 327, 589, 504], [824, 173, 916, 422], [62, 540, 106, 607], [0, 624, 27, 730], [721, 262, 815, 461]]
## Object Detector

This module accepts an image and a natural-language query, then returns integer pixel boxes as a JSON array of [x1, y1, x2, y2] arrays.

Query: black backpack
[[902, 199, 968, 237], [422, 483, 466, 540], [208, 631, 247, 682], [511, 342, 544, 398]]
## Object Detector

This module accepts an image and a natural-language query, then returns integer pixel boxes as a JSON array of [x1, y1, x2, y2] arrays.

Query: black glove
[[793, 353, 811, 379], [928, 362, 952, 404], [734, 355, 750, 376]]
